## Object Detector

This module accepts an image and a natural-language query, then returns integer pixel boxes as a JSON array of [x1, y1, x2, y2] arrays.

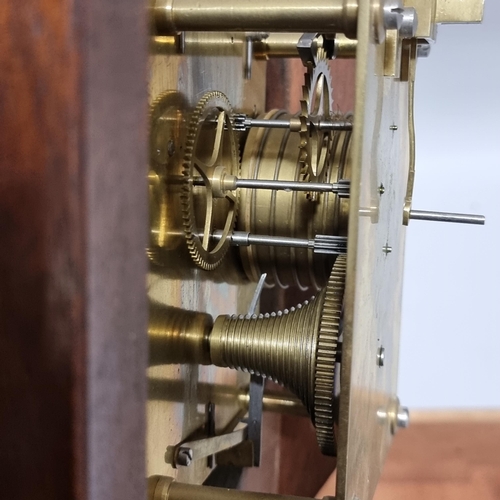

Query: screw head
[[377, 346, 385, 366], [399, 7, 418, 39], [396, 406, 410, 429], [390, 124, 398, 131], [176, 447, 193, 467], [383, 244, 392, 255], [378, 183, 385, 195]]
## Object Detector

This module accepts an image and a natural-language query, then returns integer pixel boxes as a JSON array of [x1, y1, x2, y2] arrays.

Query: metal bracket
[[297, 33, 334, 67], [246, 374, 264, 466], [244, 273, 266, 466], [167, 424, 248, 468]]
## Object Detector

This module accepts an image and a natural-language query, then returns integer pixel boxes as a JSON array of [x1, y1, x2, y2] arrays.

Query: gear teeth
[[148, 91, 188, 265], [299, 47, 334, 193], [181, 91, 240, 271], [313, 254, 346, 455]]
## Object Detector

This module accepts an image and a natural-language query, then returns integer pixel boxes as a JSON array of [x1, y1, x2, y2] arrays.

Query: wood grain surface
[[0, 1, 148, 499], [317, 411, 500, 500], [375, 411, 500, 500]]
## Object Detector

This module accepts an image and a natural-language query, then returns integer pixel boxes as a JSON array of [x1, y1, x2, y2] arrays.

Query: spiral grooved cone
[[148, 256, 345, 456], [211, 290, 325, 416]]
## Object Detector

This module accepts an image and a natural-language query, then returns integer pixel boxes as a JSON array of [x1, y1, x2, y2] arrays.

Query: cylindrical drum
[[238, 109, 351, 290]]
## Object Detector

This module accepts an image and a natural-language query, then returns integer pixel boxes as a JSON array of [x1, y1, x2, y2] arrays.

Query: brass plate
[[147, 33, 266, 484], [336, 2, 409, 499]]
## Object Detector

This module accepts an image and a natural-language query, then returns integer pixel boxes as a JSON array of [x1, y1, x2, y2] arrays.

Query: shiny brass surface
[[260, 392, 308, 417], [149, 91, 187, 263], [254, 33, 357, 59], [147, 31, 264, 484], [149, 476, 319, 500], [254, 33, 308, 59], [151, 33, 247, 56], [334, 34, 358, 59], [152, 33, 357, 60], [181, 91, 239, 270], [239, 110, 351, 289], [146, 0, 487, 497], [435, 0, 484, 23], [211, 296, 324, 408], [383, 29, 402, 77], [150, 0, 359, 37], [149, 305, 212, 365], [404, 0, 484, 39], [156, 54, 352, 287], [148, 377, 308, 417], [148, 37, 350, 483], [152, 256, 346, 455], [212, 255, 346, 455]]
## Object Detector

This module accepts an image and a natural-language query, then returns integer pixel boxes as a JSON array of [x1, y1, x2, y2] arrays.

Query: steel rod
[[261, 392, 308, 417], [245, 118, 293, 129], [232, 233, 312, 249], [317, 119, 353, 131], [234, 178, 350, 194], [211, 231, 309, 249], [212, 230, 347, 254], [248, 118, 352, 130], [234, 115, 353, 131], [409, 209, 485, 225], [192, 177, 350, 195]]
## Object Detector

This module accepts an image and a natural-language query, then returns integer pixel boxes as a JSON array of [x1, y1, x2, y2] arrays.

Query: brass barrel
[[151, 33, 357, 59], [149, 476, 319, 500], [254, 33, 357, 59], [238, 109, 351, 290], [150, 0, 358, 37], [149, 304, 212, 365]]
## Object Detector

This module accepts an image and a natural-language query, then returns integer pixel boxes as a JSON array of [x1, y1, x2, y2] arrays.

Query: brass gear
[[157, 253, 347, 456], [313, 253, 346, 455], [148, 91, 187, 265], [208, 253, 346, 456], [299, 47, 334, 194], [181, 91, 239, 270]]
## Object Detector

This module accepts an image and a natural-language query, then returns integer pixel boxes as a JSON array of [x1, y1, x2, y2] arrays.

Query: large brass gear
[[299, 47, 334, 193], [181, 91, 239, 271], [148, 91, 187, 265], [313, 253, 346, 455], [207, 253, 346, 455], [152, 254, 347, 456]]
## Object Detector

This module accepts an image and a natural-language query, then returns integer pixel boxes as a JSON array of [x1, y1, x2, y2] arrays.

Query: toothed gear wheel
[[148, 91, 187, 264], [181, 91, 239, 270], [313, 254, 346, 455], [299, 47, 334, 194]]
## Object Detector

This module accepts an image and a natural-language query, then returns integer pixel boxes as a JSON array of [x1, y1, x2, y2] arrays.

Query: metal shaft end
[[396, 406, 410, 429]]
